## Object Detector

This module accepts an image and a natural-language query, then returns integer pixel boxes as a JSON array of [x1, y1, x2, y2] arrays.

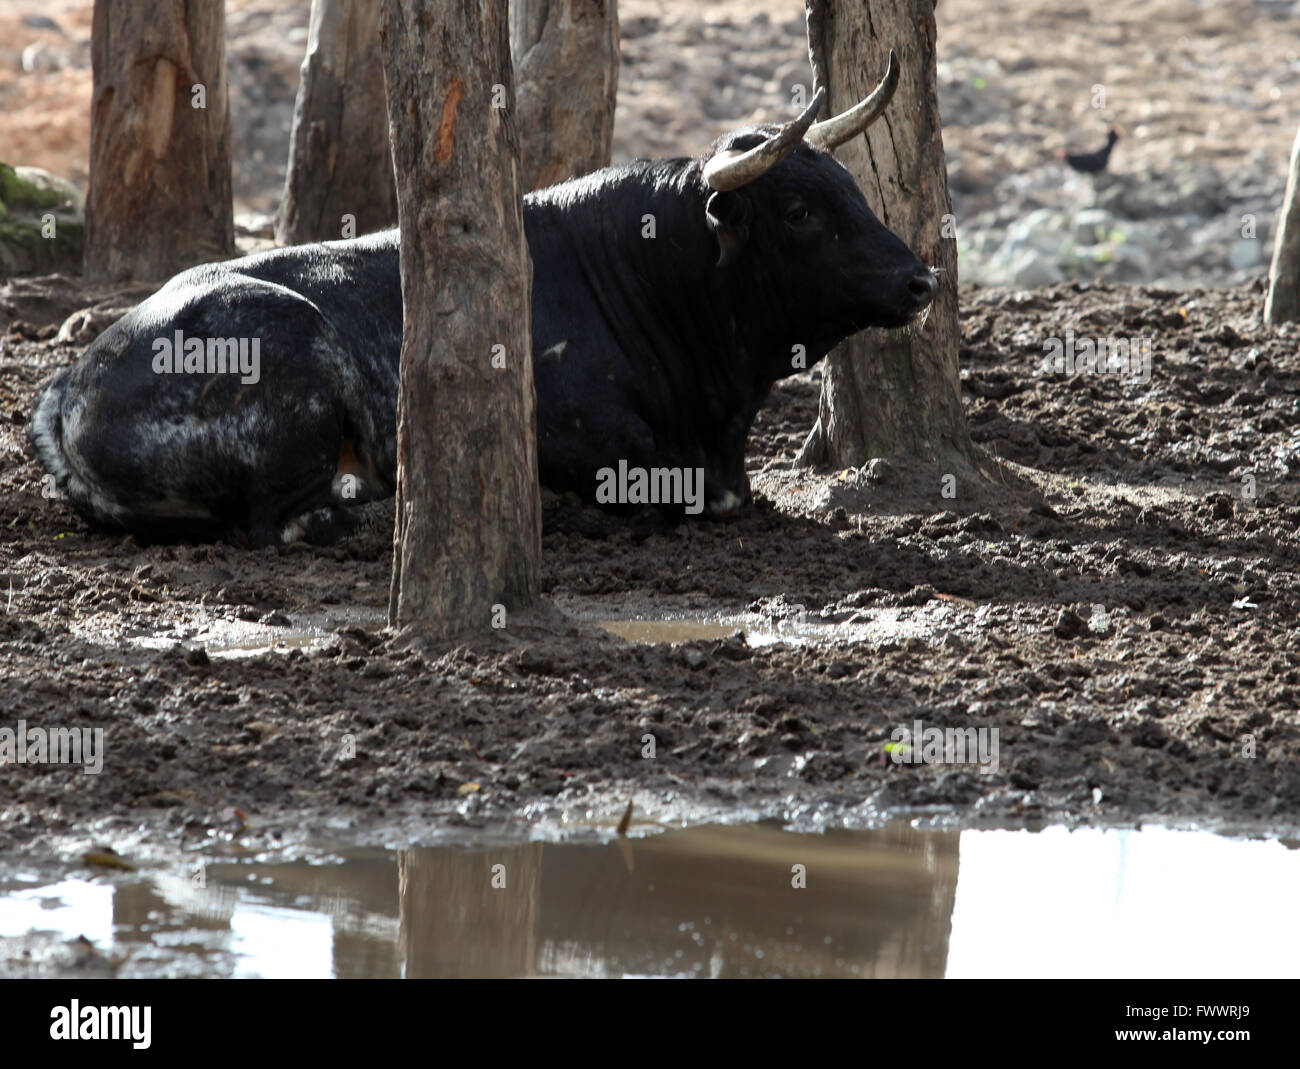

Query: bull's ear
[[705, 191, 752, 268]]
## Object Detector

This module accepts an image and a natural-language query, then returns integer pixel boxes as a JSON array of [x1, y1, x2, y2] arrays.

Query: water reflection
[[397, 824, 955, 978], [5, 824, 1298, 977]]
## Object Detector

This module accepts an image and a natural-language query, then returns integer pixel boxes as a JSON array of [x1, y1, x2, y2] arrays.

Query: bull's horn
[[804, 50, 900, 150], [703, 86, 828, 192]]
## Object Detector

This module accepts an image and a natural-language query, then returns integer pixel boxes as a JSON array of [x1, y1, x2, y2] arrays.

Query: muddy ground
[[2, 279, 1298, 862]]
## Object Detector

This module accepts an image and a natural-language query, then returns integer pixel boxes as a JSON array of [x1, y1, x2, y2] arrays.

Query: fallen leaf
[[84, 848, 135, 872]]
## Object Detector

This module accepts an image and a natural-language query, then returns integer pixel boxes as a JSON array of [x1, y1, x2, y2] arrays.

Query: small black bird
[[1059, 128, 1119, 174]]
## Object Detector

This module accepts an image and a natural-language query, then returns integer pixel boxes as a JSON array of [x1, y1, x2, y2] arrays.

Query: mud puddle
[[595, 609, 942, 647], [75, 606, 391, 659], [570, 594, 967, 648], [77, 598, 960, 658], [4, 823, 1296, 978]]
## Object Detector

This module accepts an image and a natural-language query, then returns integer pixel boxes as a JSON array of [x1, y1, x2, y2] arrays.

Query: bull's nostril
[[908, 271, 938, 304]]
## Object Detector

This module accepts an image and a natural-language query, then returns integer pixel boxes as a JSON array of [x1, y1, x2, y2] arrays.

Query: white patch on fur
[[280, 517, 307, 544], [712, 490, 743, 515]]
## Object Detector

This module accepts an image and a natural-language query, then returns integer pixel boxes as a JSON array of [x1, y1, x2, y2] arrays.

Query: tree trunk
[[511, 0, 619, 192], [1265, 121, 1300, 326], [382, 0, 542, 639], [84, 0, 234, 281], [276, 0, 396, 245], [797, 0, 974, 473]]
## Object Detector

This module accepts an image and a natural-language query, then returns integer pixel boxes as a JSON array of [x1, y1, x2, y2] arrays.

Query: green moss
[[0, 163, 67, 213], [0, 213, 84, 275], [0, 164, 84, 275]]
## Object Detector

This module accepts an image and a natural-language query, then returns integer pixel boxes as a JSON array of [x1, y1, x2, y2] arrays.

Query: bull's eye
[[784, 203, 814, 229]]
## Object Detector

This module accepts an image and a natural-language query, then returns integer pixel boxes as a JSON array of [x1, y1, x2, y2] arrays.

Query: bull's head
[[700, 51, 938, 337]]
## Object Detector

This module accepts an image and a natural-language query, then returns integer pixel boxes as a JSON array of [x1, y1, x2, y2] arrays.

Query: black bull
[[28, 76, 938, 545]]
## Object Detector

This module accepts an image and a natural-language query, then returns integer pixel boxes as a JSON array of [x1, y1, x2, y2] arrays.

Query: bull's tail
[[27, 373, 131, 531]]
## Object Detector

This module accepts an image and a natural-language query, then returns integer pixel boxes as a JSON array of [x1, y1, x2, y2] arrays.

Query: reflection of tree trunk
[[85, 0, 234, 281], [863, 821, 959, 979], [398, 845, 543, 977], [797, 0, 975, 475], [511, 0, 619, 191], [1265, 122, 1300, 326], [332, 926, 401, 979], [535, 824, 959, 978], [276, 0, 396, 245]]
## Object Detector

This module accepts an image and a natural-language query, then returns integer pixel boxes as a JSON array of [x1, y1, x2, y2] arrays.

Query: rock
[[0, 164, 84, 278], [1103, 241, 1154, 282], [1001, 208, 1069, 256], [1005, 247, 1066, 287], [896, 584, 936, 607], [1052, 607, 1086, 639], [861, 457, 897, 485], [1129, 721, 1169, 749], [1087, 608, 1115, 638], [234, 212, 276, 239], [682, 647, 707, 669], [1228, 238, 1262, 271], [1072, 207, 1112, 244], [517, 647, 554, 675]]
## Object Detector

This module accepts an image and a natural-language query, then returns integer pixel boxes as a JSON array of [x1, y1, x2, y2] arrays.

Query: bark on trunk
[[84, 0, 233, 282], [1265, 121, 1300, 326], [511, 0, 619, 192], [276, 0, 396, 245], [382, 0, 541, 639], [797, 0, 974, 471]]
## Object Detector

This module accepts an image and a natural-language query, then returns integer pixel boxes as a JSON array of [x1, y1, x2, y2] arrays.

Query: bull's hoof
[[278, 506, 359, 546], [704, 489, 747, 520]]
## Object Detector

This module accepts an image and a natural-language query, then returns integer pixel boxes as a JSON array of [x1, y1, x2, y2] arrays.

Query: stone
[[0, 163, 84, 278]]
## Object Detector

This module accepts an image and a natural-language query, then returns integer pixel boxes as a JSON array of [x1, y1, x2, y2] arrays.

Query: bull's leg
[[701, 437, 753, 519]]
